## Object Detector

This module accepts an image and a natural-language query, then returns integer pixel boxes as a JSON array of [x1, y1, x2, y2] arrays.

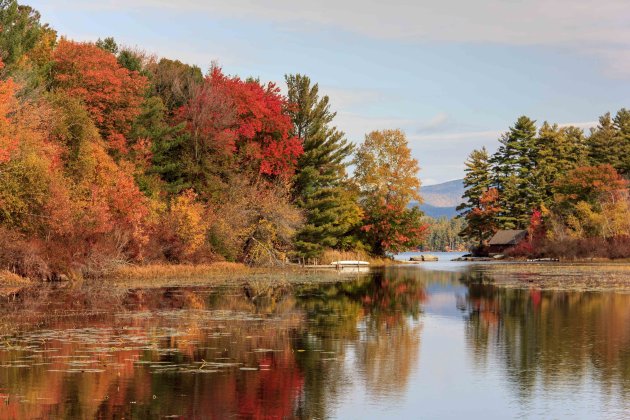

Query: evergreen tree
[[128, 96, 188, 195], [531, 123, 587, 209], [285, 74, 361, 257], [612, 109, 630, 176], [587, 109, 630, 177], [490, 116, 537, 228], [95, 36, 118, 54], [457, 147, 493, 245], [587, 113, 620, 169], [0, 0, 45, 68]]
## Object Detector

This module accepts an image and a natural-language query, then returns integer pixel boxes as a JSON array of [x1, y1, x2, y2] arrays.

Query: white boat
[[329, 260, 370, 266]]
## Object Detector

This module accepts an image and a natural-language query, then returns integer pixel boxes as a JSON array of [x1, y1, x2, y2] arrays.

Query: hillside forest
[[0, 1, 428, 279], [2, 1, 629, 281]]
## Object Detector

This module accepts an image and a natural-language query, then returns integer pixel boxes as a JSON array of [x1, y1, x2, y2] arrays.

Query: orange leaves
[[354, 129, 426, 254], [555, 164, 629, 210], [0, 69, 18, 164], [51, 39, 148, 154]]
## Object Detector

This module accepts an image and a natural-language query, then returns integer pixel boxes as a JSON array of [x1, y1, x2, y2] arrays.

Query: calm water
[[1, 264, 629, 419]]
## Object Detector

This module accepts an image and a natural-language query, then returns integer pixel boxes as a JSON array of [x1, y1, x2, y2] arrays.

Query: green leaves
[[286, 74, 360, 257]]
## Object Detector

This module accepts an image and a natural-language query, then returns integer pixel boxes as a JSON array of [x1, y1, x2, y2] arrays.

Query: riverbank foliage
[[0, 1, 427, 279], [459, 114, 630, 258]]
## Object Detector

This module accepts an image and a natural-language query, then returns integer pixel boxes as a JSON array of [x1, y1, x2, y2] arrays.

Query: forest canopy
[[0, 0, 428, 279]]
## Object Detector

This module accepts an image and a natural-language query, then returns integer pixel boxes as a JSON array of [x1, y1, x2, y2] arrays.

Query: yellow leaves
[[168, 190, 209, 257], [354, 129, 421, 206], [567, 199, 630, 239]]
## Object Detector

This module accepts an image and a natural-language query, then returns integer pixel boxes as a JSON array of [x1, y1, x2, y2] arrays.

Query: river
[[0, 263, 628, 419]]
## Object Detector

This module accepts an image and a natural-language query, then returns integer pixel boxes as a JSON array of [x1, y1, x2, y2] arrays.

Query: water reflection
[[461, 271, 630, 403], [0, 266, 628, 418]]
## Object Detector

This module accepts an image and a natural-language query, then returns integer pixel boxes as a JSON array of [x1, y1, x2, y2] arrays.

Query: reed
[[0, 270, 32, 285], [112, 262, 249, 280]]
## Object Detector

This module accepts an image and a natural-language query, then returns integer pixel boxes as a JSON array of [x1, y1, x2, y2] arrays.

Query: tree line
[[0, 1, 428, 279], [458, 113, 630, 258]]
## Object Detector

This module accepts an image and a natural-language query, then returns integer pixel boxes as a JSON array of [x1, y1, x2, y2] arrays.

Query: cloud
[[54, 0, 630, 47], [558, 121, 598, 129], [319, 86, 384, 110], [409, 129, 503, 143], [39, 0, 630, 76], [416, 113, 450, 134], [333, 113, 416, 142]]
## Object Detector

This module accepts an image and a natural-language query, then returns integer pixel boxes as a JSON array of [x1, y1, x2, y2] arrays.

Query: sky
[[29, 0, 630, 185]]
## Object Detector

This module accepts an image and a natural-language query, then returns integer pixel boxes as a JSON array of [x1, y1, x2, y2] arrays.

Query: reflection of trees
[[0, 269, 431, 419], [0, 285, 305, 419], [294, 268, 427, 417], [461, 272, 630, 400]]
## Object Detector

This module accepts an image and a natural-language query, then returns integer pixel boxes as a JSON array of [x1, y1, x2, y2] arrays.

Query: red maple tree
[[178, 67, 303, 179], [52, 39, 148, 154]]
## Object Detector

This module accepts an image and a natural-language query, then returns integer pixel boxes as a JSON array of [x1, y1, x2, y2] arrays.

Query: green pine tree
[[531, 122, 587, 209], [285, 74, 362, 258], [587, 113, 621, 168], [612, 109, 630, 176], [490, 116, 537, 228], [129, 96, 189, 195]]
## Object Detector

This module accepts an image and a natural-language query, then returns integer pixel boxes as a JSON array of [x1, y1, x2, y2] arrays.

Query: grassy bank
[[111, 262, 250, 280], [0, 270, 32, 285]]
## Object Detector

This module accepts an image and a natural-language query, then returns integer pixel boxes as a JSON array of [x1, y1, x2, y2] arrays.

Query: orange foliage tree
[[0, 60, 18, 163], [51, 39, 147, 154], [554, 165, 630, 238], [354, 129, 428, 255]]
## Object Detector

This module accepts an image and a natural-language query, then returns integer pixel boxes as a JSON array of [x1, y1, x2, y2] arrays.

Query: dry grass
[[319, 249, 395, 267], [111, 262, 250, 280], [0, 270, 32, 285]]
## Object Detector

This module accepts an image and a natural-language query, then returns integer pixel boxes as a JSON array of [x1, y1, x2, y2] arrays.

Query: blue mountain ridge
[[410, 179, 464, 219]]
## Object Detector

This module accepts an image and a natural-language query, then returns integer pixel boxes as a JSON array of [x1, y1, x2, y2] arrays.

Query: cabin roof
[[489, 229, 527, 246]]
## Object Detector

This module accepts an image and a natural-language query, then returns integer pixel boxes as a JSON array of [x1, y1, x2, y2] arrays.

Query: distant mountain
[[411, 179, 465, 219]]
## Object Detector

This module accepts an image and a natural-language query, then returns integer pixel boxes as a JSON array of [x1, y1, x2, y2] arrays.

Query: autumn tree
[[285, 74, 361, 257], [178, 68, 303, 190], [553, 165, 630, 238], [51, 39, 148, 154], [148, 58, 203, 113], [0, 61, 18, 163], [354, 129, 427, 255], [457, 147, 494, 245], [459, 188, 502, 248]]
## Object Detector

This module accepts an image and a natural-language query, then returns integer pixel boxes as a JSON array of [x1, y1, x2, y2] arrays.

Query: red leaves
[[179, 67, 302, 178], [361, 197, 428, 254], [52, 39, 148, 154]]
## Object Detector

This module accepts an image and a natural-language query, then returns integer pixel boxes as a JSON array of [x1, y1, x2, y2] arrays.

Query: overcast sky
[[29, 0, 630, 185]]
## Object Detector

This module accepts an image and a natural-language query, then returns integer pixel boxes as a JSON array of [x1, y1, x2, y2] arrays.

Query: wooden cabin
[[487, 229, 527, 255]]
